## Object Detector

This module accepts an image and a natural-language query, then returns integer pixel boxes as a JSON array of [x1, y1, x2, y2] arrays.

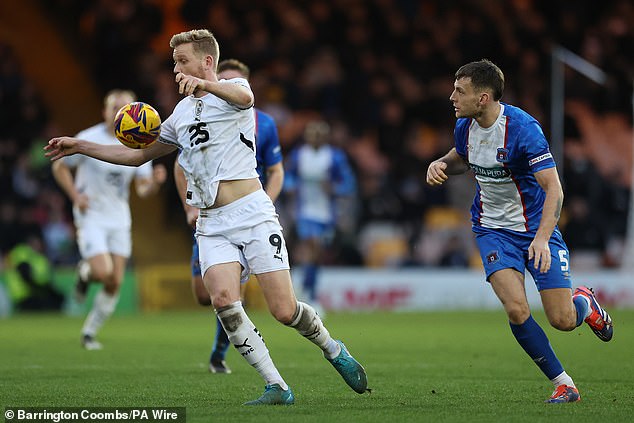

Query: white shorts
[[196, 189, 290, 278], [76, 222, 132, 259]]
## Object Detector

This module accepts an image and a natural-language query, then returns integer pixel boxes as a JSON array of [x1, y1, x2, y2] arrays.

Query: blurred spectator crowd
[[1, 0, 632, 271], [0, 43, 79, 267]]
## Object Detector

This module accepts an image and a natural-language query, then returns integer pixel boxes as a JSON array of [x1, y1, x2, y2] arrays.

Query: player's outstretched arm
[[206, 78, 254, 108], [175, 73, 254, 108], [426, 148, 469, 186], [44, 136, 175, 166]]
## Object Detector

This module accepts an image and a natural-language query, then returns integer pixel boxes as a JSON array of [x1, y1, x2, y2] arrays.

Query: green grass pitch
[[2, 309, 633, 422]]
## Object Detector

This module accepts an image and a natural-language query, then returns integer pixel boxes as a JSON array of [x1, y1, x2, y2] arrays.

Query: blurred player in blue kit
[[174, 58, 284, 374], [426, 59, 613, 403], [284, 121, 356, 314], [47, 29, 368, 405]]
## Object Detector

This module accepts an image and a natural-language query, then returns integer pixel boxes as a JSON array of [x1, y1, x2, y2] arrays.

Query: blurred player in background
[[46, 29, 368, 405], [284, 121, 356, 315], [51, 89, 167, 350], [426, 59, 613, 403], [173, 58, 284, 374]]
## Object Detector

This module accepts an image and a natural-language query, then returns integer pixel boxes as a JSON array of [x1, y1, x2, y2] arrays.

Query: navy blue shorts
[[296, 218, 334, 243], [474, 226, 572, 291], [191, 237, 201, 278]]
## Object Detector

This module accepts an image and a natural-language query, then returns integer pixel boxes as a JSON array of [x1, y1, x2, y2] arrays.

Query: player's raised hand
[[44, 137, 80, 161], [426, 160, 449, 186], [175, 72, 205, 96], [528, 238, 551, 273]]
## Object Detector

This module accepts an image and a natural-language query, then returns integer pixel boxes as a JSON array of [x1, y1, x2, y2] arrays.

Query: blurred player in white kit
[[52, 89, 166, 350]]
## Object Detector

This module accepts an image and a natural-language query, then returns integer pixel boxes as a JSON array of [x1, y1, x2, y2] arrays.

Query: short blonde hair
[[170, 29, 219, 68], [104, 89, 136, 106]]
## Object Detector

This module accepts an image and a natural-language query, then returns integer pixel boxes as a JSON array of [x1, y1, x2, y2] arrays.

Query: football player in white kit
[[45, 29, 368, 405], [51, 89, 167, 350], [173, 58, 285, 375]]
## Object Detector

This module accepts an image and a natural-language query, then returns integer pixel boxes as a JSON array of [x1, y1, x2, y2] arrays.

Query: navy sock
[[303, 264, 318, 300], [572, 295, 589, 327], [210, 316, 230, 362], [509, 315, 564, 380]]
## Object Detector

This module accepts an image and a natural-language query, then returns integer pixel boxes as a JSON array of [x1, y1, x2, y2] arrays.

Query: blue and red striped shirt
[[454, 103, 556, 233]]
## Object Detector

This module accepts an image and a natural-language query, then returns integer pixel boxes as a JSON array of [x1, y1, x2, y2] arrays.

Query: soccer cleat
[[326, 340, 369, 394], [209, 359, 232, 374], [545, 384, 581, 403], [573, 286, 613, 342], [74, 260, 91, 304], [81, 334, 103, 351], [243, 384, 295, 405]]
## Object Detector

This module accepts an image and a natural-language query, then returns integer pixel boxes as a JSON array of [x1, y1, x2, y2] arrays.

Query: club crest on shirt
[[195, 99, 204, 121], [486, 250, 500, 265], [496, 148, 509, 163]]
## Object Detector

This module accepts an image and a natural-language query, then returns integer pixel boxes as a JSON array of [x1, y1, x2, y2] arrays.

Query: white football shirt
[[63, 123, 153, 228], [295, 145, 334, 223], [158, 78, 258, 208]]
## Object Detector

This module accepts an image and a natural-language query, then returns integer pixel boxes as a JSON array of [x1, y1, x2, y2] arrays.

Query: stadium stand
[[1, 0, 632, 272]]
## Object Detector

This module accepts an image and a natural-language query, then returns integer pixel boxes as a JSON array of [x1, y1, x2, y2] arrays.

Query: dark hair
[[455, 59, 504, 101], [217, 59, 250, 79]]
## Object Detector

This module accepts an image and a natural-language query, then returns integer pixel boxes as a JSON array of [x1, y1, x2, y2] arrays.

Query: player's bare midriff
[[209, 178, 262, 209]]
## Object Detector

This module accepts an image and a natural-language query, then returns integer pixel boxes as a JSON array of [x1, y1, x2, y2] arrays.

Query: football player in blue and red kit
[[426, 59, 613, 404]]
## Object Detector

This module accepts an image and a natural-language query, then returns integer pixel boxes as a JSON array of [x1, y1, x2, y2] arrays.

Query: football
[[113, 102, 161, 149]]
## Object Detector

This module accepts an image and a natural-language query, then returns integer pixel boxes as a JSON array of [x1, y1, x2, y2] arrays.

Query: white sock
[[216, 301, 288, 390], [287, 302, 340, 359], [551, 371, 575, 388], [78, 260, 92, 282], [81, 290, 118, 337], [579, 295, 592, 319]]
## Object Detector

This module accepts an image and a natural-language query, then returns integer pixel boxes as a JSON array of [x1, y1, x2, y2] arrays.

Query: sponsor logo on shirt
[[470, 164, 511, 179], [528, 153, 552, 166]]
